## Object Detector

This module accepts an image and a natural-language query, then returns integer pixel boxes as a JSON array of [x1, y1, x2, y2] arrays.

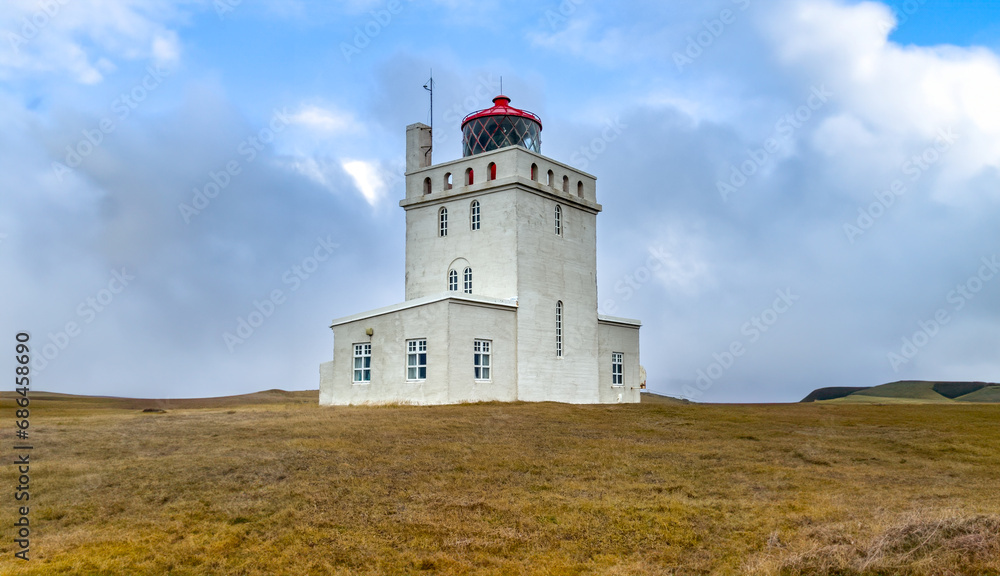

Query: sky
[[2, 0, 999, 403]]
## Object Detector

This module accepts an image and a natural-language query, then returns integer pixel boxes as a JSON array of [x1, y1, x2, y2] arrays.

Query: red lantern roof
[[461, 95, 543, 130]]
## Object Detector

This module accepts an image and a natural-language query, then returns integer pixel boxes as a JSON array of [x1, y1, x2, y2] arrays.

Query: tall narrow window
[[474, 340, 491, 381], [577, 181, 584, 198], [444, 172, 453, 190], [439, 207, 448, 237], [463, 267, 472, 294], [554, 205, 562, 236], [406, 339, 427, 381], [448, 269, 458, 291], [423, 177, 431, 195], [531, 163, 538, 181], [487, 162, 496, 181], [555, 301, 563, 357], [466, 167, 474, 185], [547, 169, 554, 186], [562, 175, 569, 193], [612, 352, 624, 386], [353, 343, 372, 383], [470, 200, 481, 230]]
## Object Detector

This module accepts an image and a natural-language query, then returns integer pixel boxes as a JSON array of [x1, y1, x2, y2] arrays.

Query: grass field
[[2, 391, 999, 575]]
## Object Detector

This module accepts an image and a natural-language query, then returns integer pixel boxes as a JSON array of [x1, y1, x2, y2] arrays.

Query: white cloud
[[0, 0, 185, 83], [341, 159, 385, 206], [289, 105, 358, 134]]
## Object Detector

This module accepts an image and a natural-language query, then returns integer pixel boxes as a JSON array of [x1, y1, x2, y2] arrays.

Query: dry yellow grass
[[2, 391, 999, 575]]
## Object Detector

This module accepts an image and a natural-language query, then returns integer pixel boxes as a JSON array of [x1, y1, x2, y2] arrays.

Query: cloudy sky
[[2, 0, 999, 402]]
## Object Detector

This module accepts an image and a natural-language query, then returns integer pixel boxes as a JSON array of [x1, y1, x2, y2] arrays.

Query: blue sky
[[2, 0, 1000, 402]]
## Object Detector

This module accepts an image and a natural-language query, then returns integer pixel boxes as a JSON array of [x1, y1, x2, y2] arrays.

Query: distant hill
[[0, 389, 318, 410], [801, 381, 1000, 404], [800, 387, 871, 402]]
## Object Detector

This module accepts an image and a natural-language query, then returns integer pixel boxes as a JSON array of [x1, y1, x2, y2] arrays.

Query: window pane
[[419, 366, 427, 379], [483, 367, 490, 379]]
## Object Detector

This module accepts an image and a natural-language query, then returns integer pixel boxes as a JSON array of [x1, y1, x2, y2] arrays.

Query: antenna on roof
[[422, 70, 433, 161], [500, 75, 503, 94]]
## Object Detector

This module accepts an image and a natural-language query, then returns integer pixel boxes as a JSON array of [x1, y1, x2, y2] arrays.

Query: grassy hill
[[803, 381, 1000, 404], [1, 390, 998, 575]]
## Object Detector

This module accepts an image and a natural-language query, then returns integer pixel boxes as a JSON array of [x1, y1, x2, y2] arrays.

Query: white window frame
[[439, 207, 448, 237], [556, 301, 563, 357], [554, 204, 562, 236], [406, 339, 427, 381], [612, 352, 624, 387], [474, 339, 491, 381], [463, 267, 472, 294], [448, 269, 458, 291], [471, 200, 481, 231], [353, 343, 371, 384]]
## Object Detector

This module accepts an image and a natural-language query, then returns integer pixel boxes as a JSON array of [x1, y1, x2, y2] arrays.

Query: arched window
[[448, 269, 458, 291], [554, 204, 562, 236], [466, 167, 474, 186], [463, 267, 473, 294], [562, 175, 569, 193], [547, 169, 554, 186], [470, 200, 481, 231], [555, 301, 563, 357], [531, 163, 538, 181], [423, 177, 432, 195], [439, 207, 448, 237], [577, 181, 584, 198], [487, 162, 496, 181], [444, 172, 452, 190]]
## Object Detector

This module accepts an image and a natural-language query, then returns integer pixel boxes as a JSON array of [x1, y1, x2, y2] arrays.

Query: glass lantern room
[[461, 96, 542, 157]]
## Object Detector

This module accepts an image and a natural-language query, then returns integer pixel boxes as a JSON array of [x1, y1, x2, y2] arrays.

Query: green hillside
[[851, 380, 952, 401], [809, 381, 1000, 404], [957, 385, 1000, 403]]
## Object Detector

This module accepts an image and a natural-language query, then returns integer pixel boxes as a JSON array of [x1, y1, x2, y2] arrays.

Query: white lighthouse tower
[[319, 95, 641, 405]]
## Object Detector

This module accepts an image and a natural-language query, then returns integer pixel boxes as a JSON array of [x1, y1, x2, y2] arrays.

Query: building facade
[[319, 96, 642, 405]]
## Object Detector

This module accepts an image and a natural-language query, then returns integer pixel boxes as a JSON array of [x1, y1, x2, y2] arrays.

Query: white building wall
[[320, 297, 517, 405], [597, 319, 641, 404], [404, 187, 519, 301], [513, 189, 601, 403], [446, 301, 517, 402]]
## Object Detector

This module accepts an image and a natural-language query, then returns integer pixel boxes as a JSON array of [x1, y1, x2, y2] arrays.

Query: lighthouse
[[320, 94, 641, 405]]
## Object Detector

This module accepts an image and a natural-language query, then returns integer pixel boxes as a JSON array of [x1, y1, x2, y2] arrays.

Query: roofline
[[331, 293, 518, 327], [598, 314, 642, 328]]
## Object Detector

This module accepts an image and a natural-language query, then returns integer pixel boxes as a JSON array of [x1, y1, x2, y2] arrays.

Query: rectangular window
[[406, 339, 427, 381], [474, 340, 491, 381], [612, 352, 624, 386], [353, 343, 371, 383]]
